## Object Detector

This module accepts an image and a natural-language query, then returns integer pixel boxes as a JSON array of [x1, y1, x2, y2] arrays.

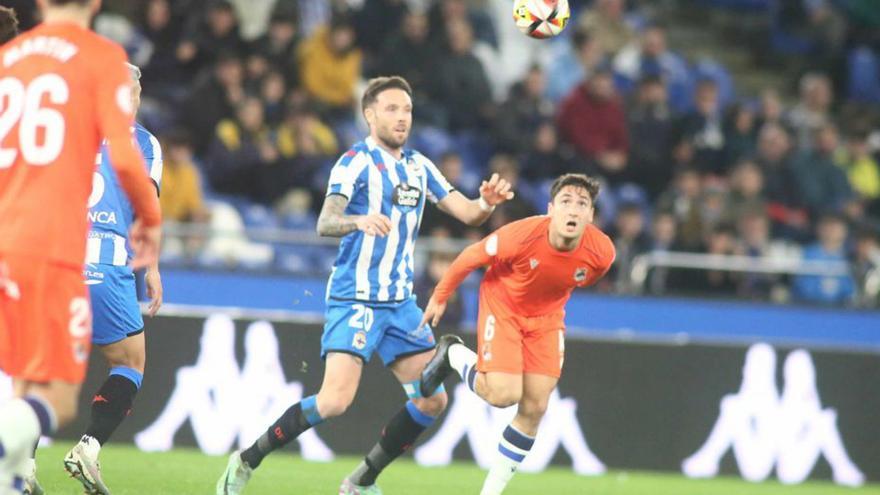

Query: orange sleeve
[[432, 218, 534, 304], [95, 45, 161, 227], [586, 227, 616, 286]]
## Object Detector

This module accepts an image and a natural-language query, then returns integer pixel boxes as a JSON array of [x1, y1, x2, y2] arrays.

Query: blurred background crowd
[[6, 0, 880, 310]]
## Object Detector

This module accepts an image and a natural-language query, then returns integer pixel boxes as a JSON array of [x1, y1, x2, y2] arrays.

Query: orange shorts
[[476, 289, 565, 378], [0, 254, 91, 383]]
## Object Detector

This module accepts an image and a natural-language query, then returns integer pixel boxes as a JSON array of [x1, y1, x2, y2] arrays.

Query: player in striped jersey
[[24, 63, 163, 495], [217, 76, 513, 494]]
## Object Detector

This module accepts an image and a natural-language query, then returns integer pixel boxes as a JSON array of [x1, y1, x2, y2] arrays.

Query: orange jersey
[[0, 22, 160, 268], [433, 216, 615, 319]]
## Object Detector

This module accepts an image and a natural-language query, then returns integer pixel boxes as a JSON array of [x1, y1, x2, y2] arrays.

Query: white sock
[[480, 424, 535, 495], [0, 399, 41, 468], [80, 435, 101, 458], [448, 344, 477, 391]]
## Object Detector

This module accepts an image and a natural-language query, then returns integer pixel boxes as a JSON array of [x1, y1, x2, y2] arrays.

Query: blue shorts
[[85, 264, 143, 346], [322, 297, 436, 365]]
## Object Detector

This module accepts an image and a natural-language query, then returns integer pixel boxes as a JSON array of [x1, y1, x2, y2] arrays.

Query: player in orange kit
[[0, 0, 161, 491], [419, 173, 615, 495]]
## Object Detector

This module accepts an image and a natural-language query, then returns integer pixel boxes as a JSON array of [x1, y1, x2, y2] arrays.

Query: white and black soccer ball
[[512, 0, 570, 39]]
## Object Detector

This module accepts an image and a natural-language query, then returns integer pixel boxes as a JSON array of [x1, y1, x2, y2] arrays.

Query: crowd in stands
[[7, 0, 880, 308]]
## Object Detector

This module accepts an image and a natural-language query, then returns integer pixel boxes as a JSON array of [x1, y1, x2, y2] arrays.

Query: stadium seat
[[847, 47, 880, 104]]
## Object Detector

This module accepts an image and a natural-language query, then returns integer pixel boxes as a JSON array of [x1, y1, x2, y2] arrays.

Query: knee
[[316, 391, 354, 419], [518, 396, 549, 423], [484, 387, 522, 409], [54, 394, 78, 427], [413, 392, 448, 417]]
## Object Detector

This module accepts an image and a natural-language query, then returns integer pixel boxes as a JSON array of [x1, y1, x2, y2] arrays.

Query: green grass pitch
[[32, 443, 880, 495]]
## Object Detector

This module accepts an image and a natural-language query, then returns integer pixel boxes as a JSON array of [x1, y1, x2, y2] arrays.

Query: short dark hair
[[47, 0, 93, 6], [0, 6, 19, 44], [361, 76, 412, 115], [549, 173, 600, 203]]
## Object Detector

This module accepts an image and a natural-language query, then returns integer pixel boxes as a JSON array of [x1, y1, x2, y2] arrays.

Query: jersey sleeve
[[431, 219, 532, 304], [139, 129, 163, 194], [95, 45, 161, 227], [326, 150, 367, 199], [585, 227, 616, 286], [422, 156, 454, 204]]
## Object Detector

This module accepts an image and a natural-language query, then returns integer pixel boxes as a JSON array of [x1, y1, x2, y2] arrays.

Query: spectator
[[613, 23, 691, 111], [792, 213, 855, 305], [756, 88, 786, 129], [851, 228, 880, 308], [626, 74, 674, 198], [297, 13, 362, 119], [694, 224, 739, 296], [735, 208, 787, 300], [274, 102, 339, 160], [260, 70, 287, 125], [176, 0, 245, 77], [251, 11, 301, 89], [724, 159, 767, 226], [183, 53, 245, 152], [786, 72, 833, 150], [428, 17, 494, 131], [484, 154, 537, 233], [415, 252, 464, 330], [576, 0, 635, 56], [206, 97, 286, 202], [791, 123, 854, 217], [724, 104, 758, 167], [644, 211, 681, 294], [520, 121, 583, 181], [675, 79, 727, 176], [609, 203, 650, 293], [138, 0, 187, 93], [700, 181, 729, 239], [354, 0, 408, 58], [544, 28, 604, 103], [375, 11, 441, 126], [557, 67, 629, 182], [493, 65, 554, 154], [656, 166, 704, 251], [754, 123, 810, 239], [161, 129, 208, 220], [838, 129, 880, 218]]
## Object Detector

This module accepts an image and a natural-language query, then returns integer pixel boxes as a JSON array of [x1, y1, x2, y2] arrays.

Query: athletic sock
[[348, 401, 436, 486], [240, 395, 323, 469], [480, 424, 535, 495], [0, 397, 56, 467], [448, 343, 478, 392], [84, 367, 141, 446]]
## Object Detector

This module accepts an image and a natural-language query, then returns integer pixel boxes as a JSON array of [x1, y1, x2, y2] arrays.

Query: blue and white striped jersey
[[86, 123, 162, 266], [326, 137, 454, 303]]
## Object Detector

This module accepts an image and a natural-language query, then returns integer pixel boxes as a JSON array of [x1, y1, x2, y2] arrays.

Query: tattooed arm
[[317, 194, 393, 238]]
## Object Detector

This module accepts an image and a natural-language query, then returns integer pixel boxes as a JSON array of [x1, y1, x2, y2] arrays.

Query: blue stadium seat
[[699, 0, 770, 11], [847, 47, 880, 104], [282, 212, 318, 231], [238, 202, 281, 230]]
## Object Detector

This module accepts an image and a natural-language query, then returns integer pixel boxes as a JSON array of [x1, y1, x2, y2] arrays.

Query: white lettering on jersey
[[3, 36, 79, 67], [87, 211, 117, 224]]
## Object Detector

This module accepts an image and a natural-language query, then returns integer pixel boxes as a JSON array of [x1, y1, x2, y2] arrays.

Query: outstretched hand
[[420, 296, 447, 329], [479, 173, 515, 207]]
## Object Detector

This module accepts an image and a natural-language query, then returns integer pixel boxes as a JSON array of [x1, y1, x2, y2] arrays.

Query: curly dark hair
[[0, 6, 19, 44]]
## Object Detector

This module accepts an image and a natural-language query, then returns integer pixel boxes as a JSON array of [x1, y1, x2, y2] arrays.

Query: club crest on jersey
[[392, 183, 422, 212], [574, 267, 588, 283], [352, 331, 367, 350]]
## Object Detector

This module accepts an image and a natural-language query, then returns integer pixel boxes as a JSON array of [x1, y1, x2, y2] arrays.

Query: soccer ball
[[512, 0, 570, 39]]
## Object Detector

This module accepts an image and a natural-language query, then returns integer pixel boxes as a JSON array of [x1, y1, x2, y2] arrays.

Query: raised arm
[[436, 173, 514, 226], [316, 194, 392, 238]]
